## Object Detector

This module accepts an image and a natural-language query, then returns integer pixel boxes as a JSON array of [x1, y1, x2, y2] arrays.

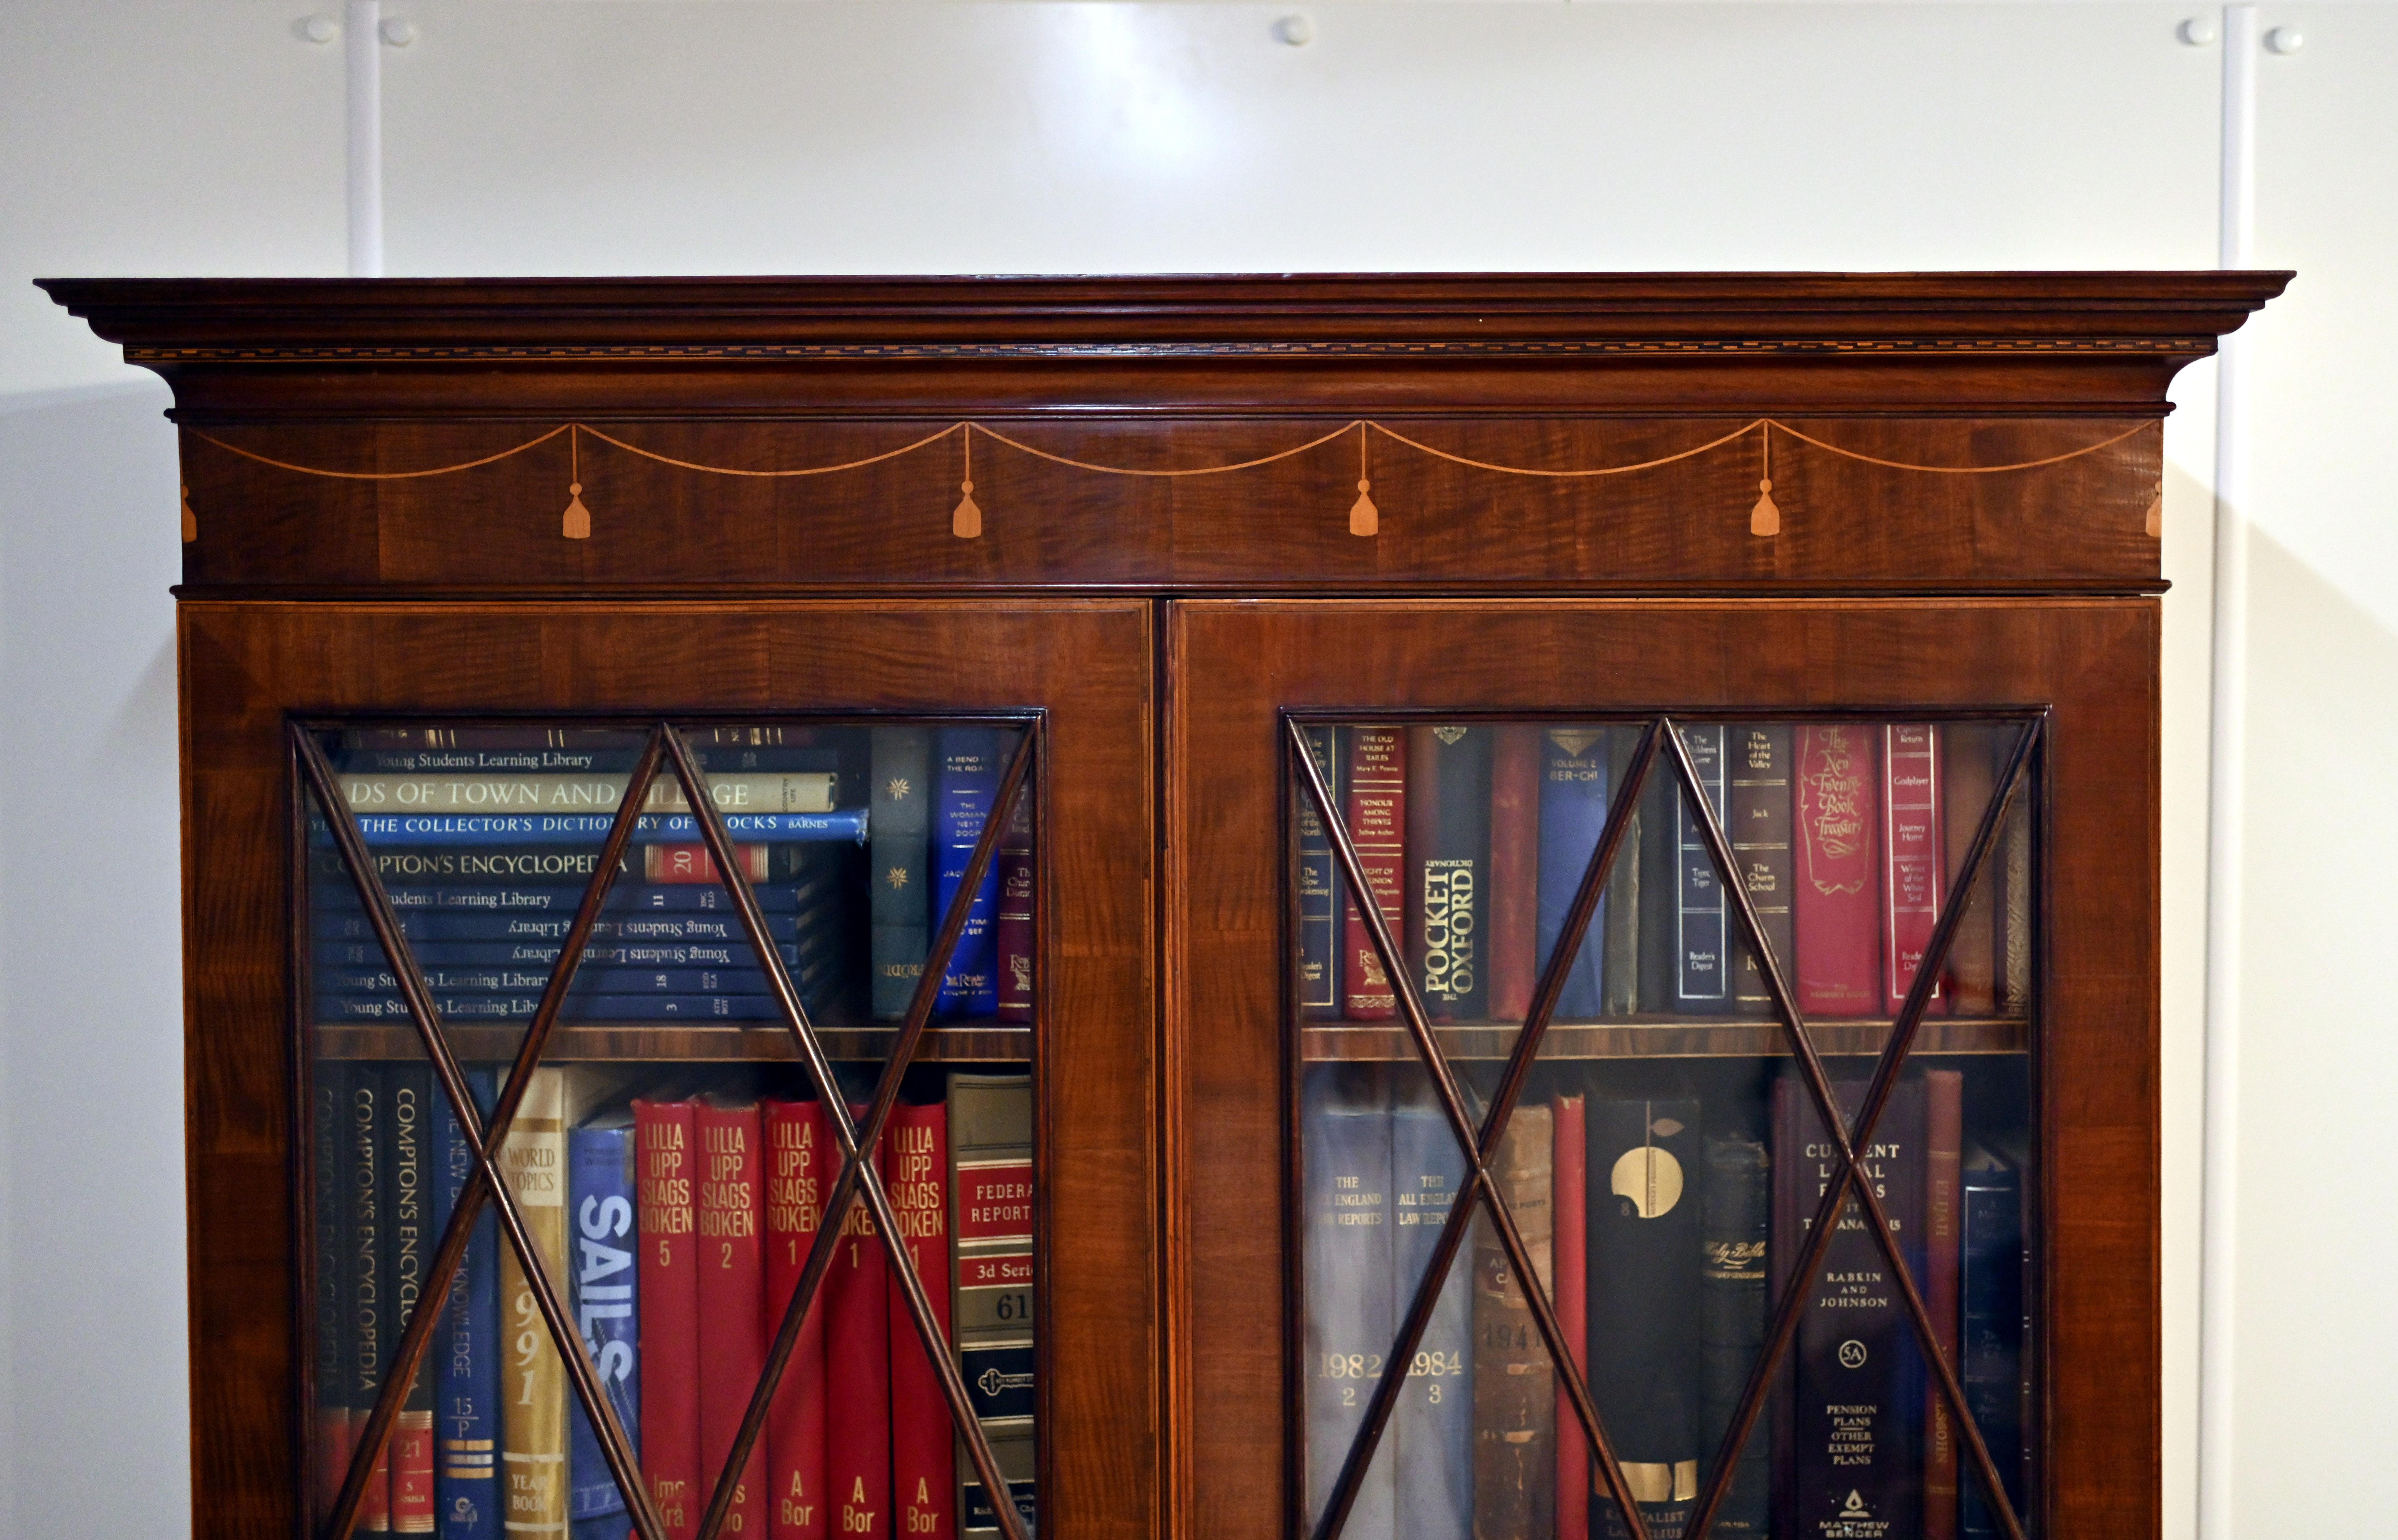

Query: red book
[[995, 795, 1035, 1023], [636, 1099, 704, 1539], [317, 1411, 355, 1530], [646, 843, 770, 885], [1793, 724, 1881, 1018], [1551, 1093, 1589, 1540], [697, 1101, 769, 1538], [390, 1404, 435, 1534], [765, 1100, 831, 1540], [1341, 729, 1406, 1019], [1488, 726, 1542, 1023], [1923, 1069, 1965, 1540], [887, 1097, 956, 1540], [827, 1105, 892, 1540], [359, 1434, 394, 1535], [1882, 725, 1947, 1016]]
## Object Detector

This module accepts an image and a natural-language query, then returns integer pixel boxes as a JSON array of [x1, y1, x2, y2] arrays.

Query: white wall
[[0, 5, 2387, 1537]]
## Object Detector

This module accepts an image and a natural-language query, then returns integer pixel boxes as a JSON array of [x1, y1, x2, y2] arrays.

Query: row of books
[[1297, 722, 2031, 1025], [1302, 1062, 2029, 1540], [312, 725, 1035, 1024], [313, 1062, 1035, 1540]]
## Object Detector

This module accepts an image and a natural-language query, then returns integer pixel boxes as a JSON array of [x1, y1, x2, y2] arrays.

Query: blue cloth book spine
[[1535, 728, 1610, 1020], [436, 1069, 501, 1540], [568, 1124, 640, 1540], [317, 940, 808, 969], [870, 726, 933, 1020], [316, 884, 808, 917], [332, 809, 868, 846], [1296, 726, 1346, 1019], [1674, 725, 1730, 1012], [1390, 1080, 1473, 1540], [321, 991, 816, 1023], [1302, 1064, 1396, 1539], [316, 910, 808, 944], [1960, 1157, 2027, 1539], [320, 967, 776, 997], [933, 728, 1001, 1015]]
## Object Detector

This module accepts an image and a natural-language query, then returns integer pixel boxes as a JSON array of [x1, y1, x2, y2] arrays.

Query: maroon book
[[1793, 724, 1880, 1018], [1487, 725, 1542, 1023], [1923, 1069, 1965, 1540], [1882, 725, 1946, 1016], [827, 1106, 891, 1540], [764, 1099, 829, 1540], [1342, 729, 1407, 1019], [995, 795, 1035, 1023], [635, 1098, 703, 1538], [696, 1101, 769, 1538], [886, 1097, 956, 1540], [1551, 1093, 1589, 1540]]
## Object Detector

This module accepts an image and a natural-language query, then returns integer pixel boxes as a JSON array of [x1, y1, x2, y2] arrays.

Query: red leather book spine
[[1924, 1069, 1965, 1540], [1940, 725, 2001, 1014], [1883, 725, 1946, 1015], [1551, 1093, 1588, 1540], [1793, 725, 1881, 1018], [995, 796, 1035, 1024], [766, 1100, 830, 1540], [646, 843, 769, 885], [828, 1105, 892, 1540], [636, 1098, 704, 1539], [697, 1101, 769, 1538], [888, 1097, 956, 1540], [1488, 725, 1541, 1023], [1342, 729, 1406, 1019]]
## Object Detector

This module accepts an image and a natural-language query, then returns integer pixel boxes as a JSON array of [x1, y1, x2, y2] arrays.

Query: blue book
[[1535, 727, 1609, 1020], [321, 967, 776, 997], [1960, 1153, 2027, 1538], [330, 809, 869, 847], [316, 882, 809, 915], [932, 728, 1001, 1015], [1301, 1064, 1396, 1538], [435, 1069, 501, 1540], [317, 940, 808, 970], [1390, 1078, 1473, 1540], [568, 1120, 640, 1540], [870, 726, 933, 1019], [320, 992, 812, 1023], [1296, 726, 1345, 1019], [1674, 724, 1729, 1012], [317, 910, 808, 944]]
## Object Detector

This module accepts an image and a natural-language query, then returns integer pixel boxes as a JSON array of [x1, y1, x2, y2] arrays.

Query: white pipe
[[2199, 7, 2256, 1540], [346, 0, 384, 277]]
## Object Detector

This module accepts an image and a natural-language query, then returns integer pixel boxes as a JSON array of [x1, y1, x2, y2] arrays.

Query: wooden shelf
[[1300, 1015, 2027, 1061], [313, 1020, 1031, 1063]]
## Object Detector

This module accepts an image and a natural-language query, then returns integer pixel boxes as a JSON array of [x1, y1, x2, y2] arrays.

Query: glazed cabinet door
[[179, 600, 1156, 1540], [1168, 600, 2157, 1540]]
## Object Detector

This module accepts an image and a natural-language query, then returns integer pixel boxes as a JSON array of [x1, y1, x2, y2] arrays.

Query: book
[[324, 994, 817, 1024], [1296, 725, 1347, 1020], [317, 885, 814, 919], [1941, 725, 2001, 1015], [1487, 725, 1542, 1023], [338, 772, 837, 816], [1923, 1070, 1965, 1540], [870, 727, 933, 1021], [1587, 1096, 1702, 1540], [569, 1115, 641, 1540], [389, 1064, 439, 1536], [346, 1063, 394, 1536], [1699, 1117, 1770, 1540], [1599, 728, 1647, 1018], [933, 729, 1002, 1015], [1776, 1072, 1926, 1540], [1471, 1104, 1552, 1540], [1407, 725, 1493, 1023], [321, 940, 814, 971], [315, 1062, 353, 1526], [827, 1098, 891, 1540], [1342, 730, 1406, 1020], [1673, 725, 1731, 1015], [1727, 726, 1795, 1018], [1999, 803, 2033, 1014], [1550, 1094, 1589, 1540], [1883, 725, 1947, 1015], [696, 1100, 769, 1538], [643, 843, 831, 886], [321, 968, 780, 997], [436, 1069, 503, 1540], [1392, 1075, 1473, 1540], [1300, 1064, 1395, 1537], [951, 1073, 1036, 1540], [764, 1099, 830, 1540], [339, 810, 870, 847], [888, 1084, 957, 1540], [1535, 728, 1608, 1023], [499, 1068, 571, 1540], [995, 793, 1036, 1024], [634, 1098, 703, 1540], [315, 846, 637, 887], [1793, 725, 1881, 1018], [335, 726, 838, 776], [1634, 768, 1680, 1017], [1959, 1152, 2026, 1540]]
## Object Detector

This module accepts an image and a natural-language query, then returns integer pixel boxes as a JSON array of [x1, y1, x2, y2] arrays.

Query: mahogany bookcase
[[44, 272, 2284, 1540]]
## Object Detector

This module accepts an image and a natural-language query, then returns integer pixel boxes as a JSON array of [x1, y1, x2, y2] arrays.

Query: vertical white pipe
[[2199, 7, 2256, 1540], [346, 0, 384, 277]]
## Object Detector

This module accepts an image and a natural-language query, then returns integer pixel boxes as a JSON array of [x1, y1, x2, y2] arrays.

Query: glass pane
[[1289, 714, 2036, 1540], [304, 717, 1039, 1540]]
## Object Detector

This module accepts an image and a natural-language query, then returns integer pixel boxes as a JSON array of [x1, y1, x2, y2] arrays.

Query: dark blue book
[[1391, 1078, 1472, 1540], [436, 1069, 502, 1540], [315, 882, 811, 916], [320, 991, 817, 1023], [1296, 726, 1346, 1019], [568, 1118, 640, 1540], [1536, 727, 1609, 1020], [321, 967, 777, 997], [933, 728, 1001, 1015], [1590, 1095, 1703, 1540], [1960, 1153, 2027, 1539], [317, 940, 810, 970], [334, 809, 868, 847], [1674, 725, 1730, 1014], [1301, 1064, 1396, 1538], [871, 726, 933, 1019], [316, 910, 809, 945]]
